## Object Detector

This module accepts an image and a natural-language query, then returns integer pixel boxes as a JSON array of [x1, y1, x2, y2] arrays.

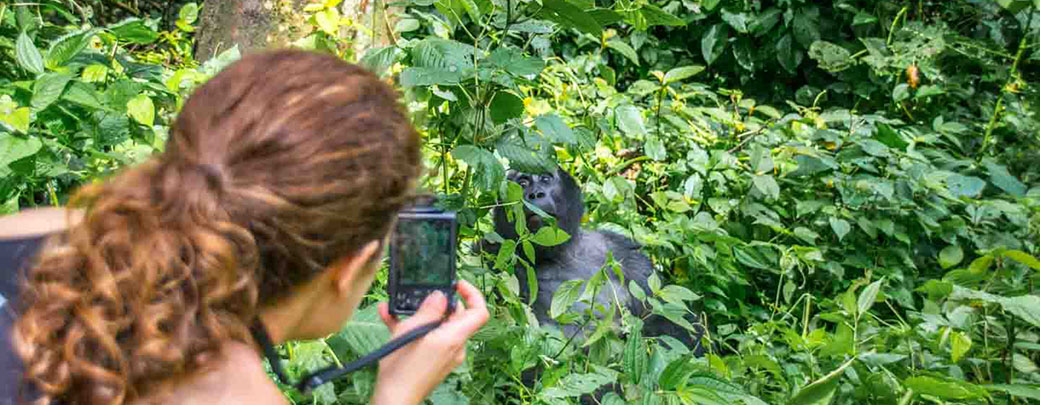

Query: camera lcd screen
[[392, 217, 454, 286]]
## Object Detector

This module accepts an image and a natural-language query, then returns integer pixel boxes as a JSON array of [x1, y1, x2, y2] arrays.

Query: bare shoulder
[[133, 342, 288, 405]]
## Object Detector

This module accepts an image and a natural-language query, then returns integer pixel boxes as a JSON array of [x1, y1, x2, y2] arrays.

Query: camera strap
[[249, 318, 443, 394]]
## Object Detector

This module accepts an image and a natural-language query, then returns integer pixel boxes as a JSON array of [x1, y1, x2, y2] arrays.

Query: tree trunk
[[194, 0, 277, 61], [193, 0, 393, 62]]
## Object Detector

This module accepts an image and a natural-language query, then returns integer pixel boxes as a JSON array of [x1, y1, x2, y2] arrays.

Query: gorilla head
[[493, 168, 584, 253]]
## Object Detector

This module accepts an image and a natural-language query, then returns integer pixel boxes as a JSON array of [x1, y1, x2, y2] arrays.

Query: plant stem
[[980, 7, 1034, 157]]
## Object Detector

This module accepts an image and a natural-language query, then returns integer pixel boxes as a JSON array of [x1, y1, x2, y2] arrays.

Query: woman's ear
[[333, 240, 382, 295]]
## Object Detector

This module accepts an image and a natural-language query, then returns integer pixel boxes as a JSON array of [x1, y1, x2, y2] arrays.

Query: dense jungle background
[[2, 0, 1040, 403]]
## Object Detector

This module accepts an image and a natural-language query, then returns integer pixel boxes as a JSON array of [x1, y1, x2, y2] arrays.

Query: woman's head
[[14, 50, 421, 404]]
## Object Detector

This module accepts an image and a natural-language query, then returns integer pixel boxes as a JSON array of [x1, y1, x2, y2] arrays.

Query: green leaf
[[939, 245, 964, 269], [829, 218, 850, 241], [328, 305, 391, 355], [1003, 250, 1040, 270], [178, 3, 200, 24], [720, 9, 749, 33], [701, 24, 727, 65], [648, 272, 661, 293], [489, 92, 524, 125], [359, 46, 403, 75], [892, 83, 911, 102], [615, 105, 646, 136], [494, 239, 517, 271], [623, 328, 647, 385], [487, 48, 545, 77], [539, 369, 617, 399], [45, 29, 97, 69], [550, 279, 585, 319], [16, 31, 45, 75], [857, 279, 883, 315], [639, 4, 685, 27], [776, 34, 800, 73], [663, 65, 705, 84], [752, 175, 780, 200], [399, 67, 463, 87], [658, 357, 696, 390], [951, 287, 1040, 328], [0, 97, 31, 133], [127, 94, 155, 126], [787, 358, 854, 405], [793, 227, 819, 244], [984, 160, 1027, 197], [792, 11, 820, 47], [30, 73, 73, 110], [81, 64, 109, 83], [451, 145, 504, 190], [969, 255, 995, 274], [645, 138, 666, 161], [659, 285, 700, 307], [606, 39, 640, 66], [985, 384, 1040, 402], [808, 40, 853, 72], [996, 0, 1032, 13], [946, 174, 986, 198], [535, 114, 576, 144], [951, 331, 971, 362], [531, 226, 572, 247], [540, 0, 603, 36], [0, 134, 43, 177], [904, 375, 987, 400], [496, 142, 555, 173], [107, 18, 160, 44]]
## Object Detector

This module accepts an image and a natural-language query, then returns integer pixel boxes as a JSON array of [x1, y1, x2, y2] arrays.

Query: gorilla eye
[[539, 175, 552, 183], [517, 178, 531, 188]]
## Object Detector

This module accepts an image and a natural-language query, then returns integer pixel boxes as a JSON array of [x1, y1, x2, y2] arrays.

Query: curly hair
[[12, 49, 422, 404]]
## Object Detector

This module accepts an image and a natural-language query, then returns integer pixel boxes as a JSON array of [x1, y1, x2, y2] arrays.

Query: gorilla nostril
[[535, 192, 546, 199]]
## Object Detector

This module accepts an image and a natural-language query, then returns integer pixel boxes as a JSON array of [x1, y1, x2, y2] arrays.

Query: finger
[[453, 348, 466, 367], [448, 300, 465, 323], [393, 290, 448, 335], [440, 281, 490, 337], [377, 302, 400, 333]]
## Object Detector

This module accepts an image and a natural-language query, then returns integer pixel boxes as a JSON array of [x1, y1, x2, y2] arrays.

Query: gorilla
[[486, 167, 705, 354]]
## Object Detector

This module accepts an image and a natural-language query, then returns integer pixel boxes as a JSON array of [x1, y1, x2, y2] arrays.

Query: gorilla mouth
[[525, 210, 555, 229]]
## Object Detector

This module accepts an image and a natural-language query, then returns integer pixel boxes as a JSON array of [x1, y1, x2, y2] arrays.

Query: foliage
[[4, 0, 1040, 404]]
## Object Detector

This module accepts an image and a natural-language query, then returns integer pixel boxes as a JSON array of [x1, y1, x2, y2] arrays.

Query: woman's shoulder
[[133, 342, 288, 405]]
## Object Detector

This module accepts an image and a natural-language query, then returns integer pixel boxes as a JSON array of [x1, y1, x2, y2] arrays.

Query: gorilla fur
[[488, 168, 705, 354]]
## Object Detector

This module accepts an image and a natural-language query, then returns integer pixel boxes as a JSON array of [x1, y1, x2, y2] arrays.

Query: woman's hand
[[372, 280, 489, 405]]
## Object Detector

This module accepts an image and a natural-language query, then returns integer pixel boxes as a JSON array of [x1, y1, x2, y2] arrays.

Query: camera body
[[387, 201, 457, 317]]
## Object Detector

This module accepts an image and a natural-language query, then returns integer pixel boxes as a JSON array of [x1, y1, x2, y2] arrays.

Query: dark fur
[[488, 168, 705, 352]]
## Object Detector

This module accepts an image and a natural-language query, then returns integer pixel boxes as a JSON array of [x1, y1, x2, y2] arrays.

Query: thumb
[[394, 290, 448, 335]]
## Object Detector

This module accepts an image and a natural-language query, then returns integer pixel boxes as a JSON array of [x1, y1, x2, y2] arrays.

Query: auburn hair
[[13, 49, 422, 404]]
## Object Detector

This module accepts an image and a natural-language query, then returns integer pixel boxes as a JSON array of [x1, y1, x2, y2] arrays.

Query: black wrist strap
[[249, 318, 442, 395]]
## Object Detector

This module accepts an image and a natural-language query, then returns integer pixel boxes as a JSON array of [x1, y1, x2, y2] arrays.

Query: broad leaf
[[640, 4, 685, 27], [904, 375, 987, 400], [939, 245, 964, 269], [663, 65, 705, 84], [615, 105, 646, 136], [535, 114, 576, 144], [0, 134, 43, 177], [829, 218, 850, 241], [530, 226, 571, 246], [605, 39, 640, 66], [46, 29, 97, 69], [30, 73, 73, 110], [550, 279, 585, 319], [16, 32, 44, 75], [107, 18, 160, 44], [127, 94, 155, 126], [540, 0, 602, 36]]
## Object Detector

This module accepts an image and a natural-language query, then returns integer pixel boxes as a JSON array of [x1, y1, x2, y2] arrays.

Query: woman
[[2, 49, 488, 404]]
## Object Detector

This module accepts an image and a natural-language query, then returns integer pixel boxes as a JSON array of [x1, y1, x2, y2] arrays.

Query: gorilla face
[[494, 168, 584, 250]]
